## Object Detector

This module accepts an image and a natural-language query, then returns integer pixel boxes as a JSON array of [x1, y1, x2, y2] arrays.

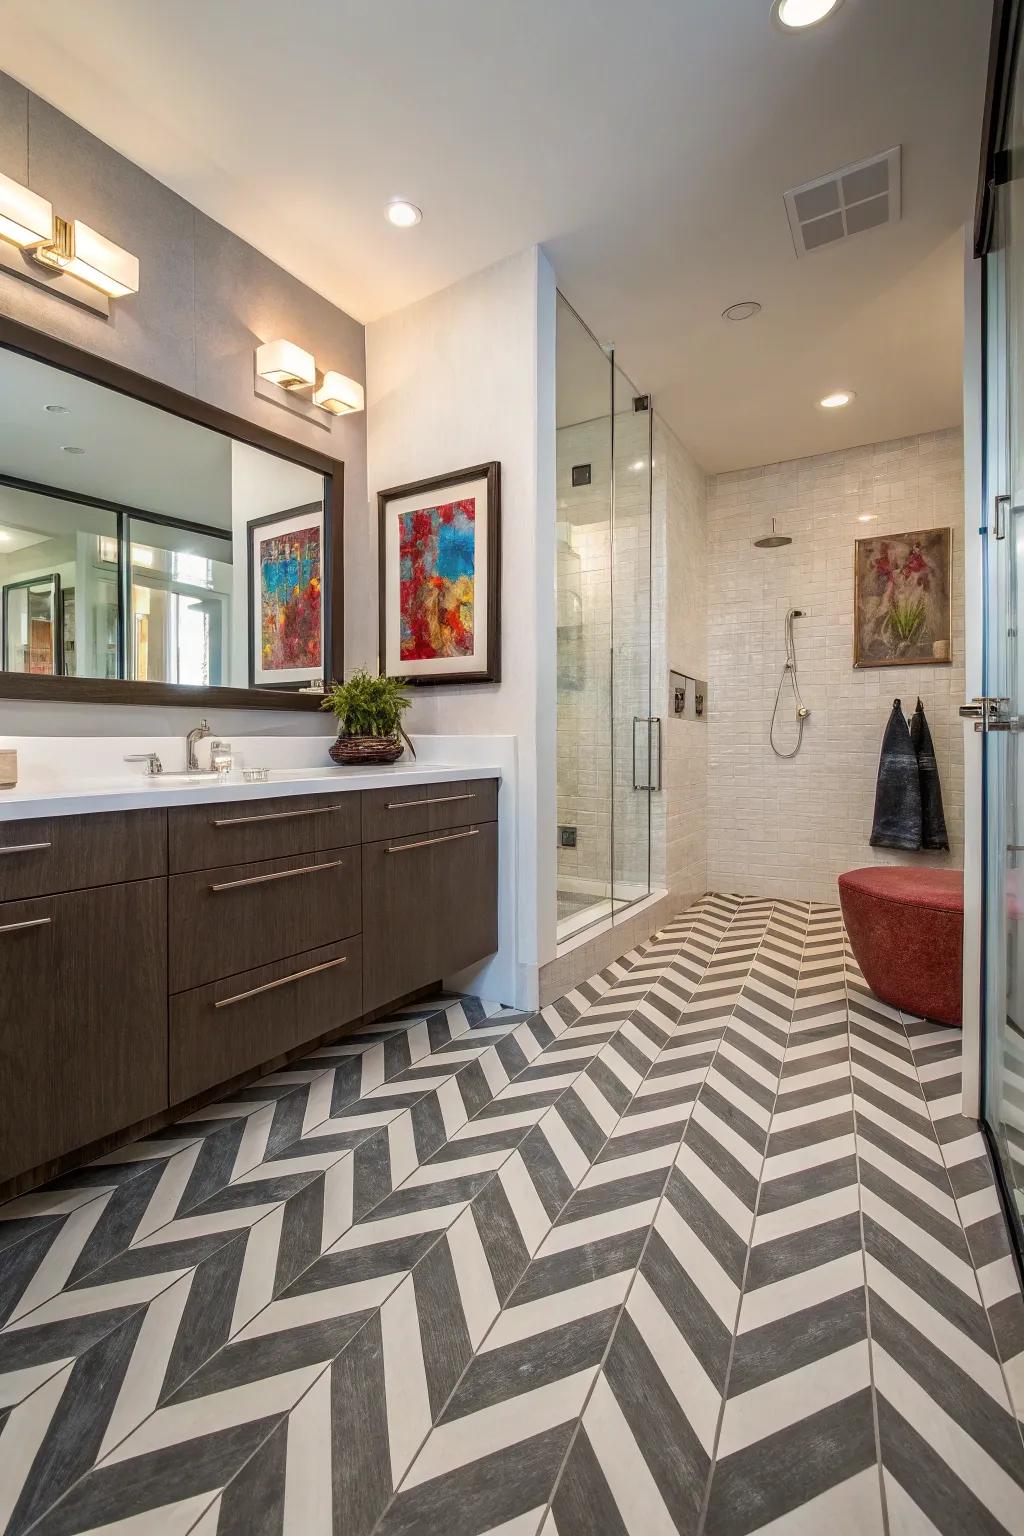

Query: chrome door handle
[[386, 828, 479, 853], [994, 492, 1011, 540], [960, 697, 1017, 732], [210, 858, 343, 892], [0, 917, 51, 935], [215, 955, 348, 1008], [0, 842, 51, 856]]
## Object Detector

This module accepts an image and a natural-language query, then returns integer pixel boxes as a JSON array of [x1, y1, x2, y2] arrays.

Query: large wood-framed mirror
[[0, 318, 344, 710]]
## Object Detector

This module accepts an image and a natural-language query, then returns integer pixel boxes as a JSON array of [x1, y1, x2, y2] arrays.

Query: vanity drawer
[[360, 778, 498, 842], [170, 936, 362, 1104], [168, 792, 361, 874], [0, 810, 167, 902], [169, 844, 361, 992]]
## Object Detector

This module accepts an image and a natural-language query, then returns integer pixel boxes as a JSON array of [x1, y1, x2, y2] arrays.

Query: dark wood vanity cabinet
[[0, 777, 499, 1193], [0, 880, 167, 1184], [362, 820, 499, 1013]]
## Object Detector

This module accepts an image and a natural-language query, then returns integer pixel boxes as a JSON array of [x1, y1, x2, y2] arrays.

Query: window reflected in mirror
[[0, 344, 331, 696]]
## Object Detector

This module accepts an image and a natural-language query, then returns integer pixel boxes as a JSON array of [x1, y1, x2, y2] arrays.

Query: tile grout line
[[25, 910, 715, 1535], [694, 898, 812, 1536], [899, 1005, 1024, 1461], [843, 932, 891, 1536], [371, 894, 751, 1536], [532, 896, 785, 1536]]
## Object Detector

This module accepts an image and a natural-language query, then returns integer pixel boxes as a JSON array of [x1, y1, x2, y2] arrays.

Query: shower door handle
[[632, 716, 662, 791]]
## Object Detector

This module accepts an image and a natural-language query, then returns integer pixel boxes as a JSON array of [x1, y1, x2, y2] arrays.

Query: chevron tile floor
[[1, 893, 1024, 1534]]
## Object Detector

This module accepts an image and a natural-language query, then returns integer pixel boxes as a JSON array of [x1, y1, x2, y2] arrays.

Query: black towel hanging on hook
[[910, 697, 949, 851], [870, 699, 922, 851]]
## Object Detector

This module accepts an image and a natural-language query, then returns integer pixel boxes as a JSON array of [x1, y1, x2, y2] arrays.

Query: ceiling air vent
[[784, 146, 901, 257]]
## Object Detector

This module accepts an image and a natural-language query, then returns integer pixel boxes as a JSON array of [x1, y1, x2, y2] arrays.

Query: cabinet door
[[0, 881, 167, 1186], [361, 821, 498, 1013]]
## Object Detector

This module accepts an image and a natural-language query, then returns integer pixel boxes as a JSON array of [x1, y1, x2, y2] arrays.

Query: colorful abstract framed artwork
[[378, 462, 501, 685], [853, 526, 953, 668], [247, 502, 325, 688]]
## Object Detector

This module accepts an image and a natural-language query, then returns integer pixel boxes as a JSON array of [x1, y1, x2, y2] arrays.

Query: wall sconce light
[[0, 168, 139, 309], [255, 338, 316, 390], [0, 170, 52, 248], [313, 370, 365, 416], [256, 340, 364, 416], [32, 217, 140, 298]]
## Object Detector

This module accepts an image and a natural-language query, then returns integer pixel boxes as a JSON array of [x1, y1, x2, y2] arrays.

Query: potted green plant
[[321, 670, 416, 765]]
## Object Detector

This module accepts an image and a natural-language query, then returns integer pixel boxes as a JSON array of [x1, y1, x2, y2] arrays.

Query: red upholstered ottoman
[[838, 866, 964, 1026]]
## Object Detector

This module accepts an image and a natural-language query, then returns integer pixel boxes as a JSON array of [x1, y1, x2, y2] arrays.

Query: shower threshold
[[556, 880, 655, 945]]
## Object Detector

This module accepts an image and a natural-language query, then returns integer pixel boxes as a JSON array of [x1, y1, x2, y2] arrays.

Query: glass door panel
[[555, 295, 614, 941], [983, 47, 1024, 1256], [611, 360, 653, 915]]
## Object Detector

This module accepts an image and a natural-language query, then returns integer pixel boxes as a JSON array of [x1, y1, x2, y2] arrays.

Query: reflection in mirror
[[0, 344, 330, 697], [128, 521, 233, 687], [0, 485, 119, 678]]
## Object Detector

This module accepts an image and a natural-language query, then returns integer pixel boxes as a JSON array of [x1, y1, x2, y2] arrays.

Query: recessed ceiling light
[[385, 198, 422, 228], [819, 390, 855, 409], [857, 513, 878, 523], [44, 403, 69, 414], [722, 300, 762, 322], [61, 444, 86, 454], [771, 0, 845, 30]]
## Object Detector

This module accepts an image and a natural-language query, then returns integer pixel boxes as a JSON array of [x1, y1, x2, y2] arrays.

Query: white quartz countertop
[[0, 761, 501, 822]]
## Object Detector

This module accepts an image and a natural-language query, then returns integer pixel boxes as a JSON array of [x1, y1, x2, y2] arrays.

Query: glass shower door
[[555, 295, 614, 940], [611, 359, 654, 915]]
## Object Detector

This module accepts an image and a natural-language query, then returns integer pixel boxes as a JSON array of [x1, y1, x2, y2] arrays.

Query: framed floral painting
[[378, 462, 501, 685], [247, 502, 324, 688], [853, 527, 952, 668]]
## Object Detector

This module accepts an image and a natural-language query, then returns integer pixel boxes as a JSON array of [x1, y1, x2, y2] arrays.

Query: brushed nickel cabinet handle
[[386, 828, 479, 854], [215, 955, 348, 1008], [0, 842, 52, 856], [210, 806, 337, 827], [210, 858, 343, 892], [386, 792, 477, 809], [0, 917, 52, 935]]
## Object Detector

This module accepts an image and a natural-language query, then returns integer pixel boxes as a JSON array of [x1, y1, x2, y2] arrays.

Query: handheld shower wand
[[770, 608, 810, 759]]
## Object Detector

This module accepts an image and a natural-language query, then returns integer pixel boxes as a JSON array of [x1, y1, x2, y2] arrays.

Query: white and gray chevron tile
[[2, 894, 1023, 1536]]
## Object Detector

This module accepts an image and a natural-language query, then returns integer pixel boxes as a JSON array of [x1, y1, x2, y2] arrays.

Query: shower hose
[[769, 609, 810, 759]]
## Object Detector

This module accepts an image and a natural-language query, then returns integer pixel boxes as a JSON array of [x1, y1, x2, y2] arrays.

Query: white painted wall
[[365, 248, 558, 1007]]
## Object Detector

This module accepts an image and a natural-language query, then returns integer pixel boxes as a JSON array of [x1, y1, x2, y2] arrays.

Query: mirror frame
[[0, 316, 344, 711]]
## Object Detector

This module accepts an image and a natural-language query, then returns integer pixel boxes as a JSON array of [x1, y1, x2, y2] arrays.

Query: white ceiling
[[0, 0, 991, 472]]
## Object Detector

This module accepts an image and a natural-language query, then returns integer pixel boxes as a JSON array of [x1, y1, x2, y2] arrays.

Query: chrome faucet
[[185, 719, 212, 772]]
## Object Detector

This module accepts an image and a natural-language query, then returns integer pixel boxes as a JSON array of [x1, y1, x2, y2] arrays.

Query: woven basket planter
[[329, 734, 405, 767]]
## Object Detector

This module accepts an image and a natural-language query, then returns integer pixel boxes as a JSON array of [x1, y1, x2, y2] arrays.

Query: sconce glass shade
[[256, 339, 316, 389], [63, 221, 139, 298], [313, 370, 365, 415], [0, 170, 53, 248]]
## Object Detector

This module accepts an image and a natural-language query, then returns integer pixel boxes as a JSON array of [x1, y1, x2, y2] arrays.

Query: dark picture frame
[[247, 502, 326, 690], [0, 315, 344, 711], [377, 461, 501, 686]]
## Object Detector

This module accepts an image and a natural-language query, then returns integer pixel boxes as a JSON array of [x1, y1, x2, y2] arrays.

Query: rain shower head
[[754, 519, 792, 549]]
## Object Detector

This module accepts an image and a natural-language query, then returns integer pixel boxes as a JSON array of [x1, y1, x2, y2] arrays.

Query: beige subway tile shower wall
[[706, 428, 964, 904]]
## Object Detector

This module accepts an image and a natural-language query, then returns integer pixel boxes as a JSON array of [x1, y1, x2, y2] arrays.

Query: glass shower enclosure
[[555, 294, 658, 944]]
